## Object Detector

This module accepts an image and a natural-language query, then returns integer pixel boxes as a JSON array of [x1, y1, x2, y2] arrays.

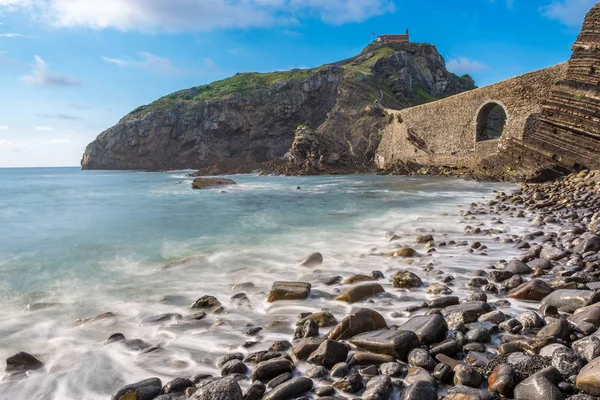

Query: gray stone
[[297, 252, 323, 267], [361, 375, 392, 400], [262, 377, 313, 400], [407, 348, 436, 371], [504, 260, 532, 274], [393, 270, 423, 288], [398, 314, 448, 345], [444, 302, 492, 324], [349, 329, 419, 360], [514, 373, 564, 400], [251, 358, 294, 382], [306, 340, 349, 368], [400, 380, 437, 400], [576, 356, 600, 396], [190, 378, 243, 400], [111, 378, 162, 400], [267, 281, 311, 302], [551, 348, 585, 377], [540, 289, 600, 313]]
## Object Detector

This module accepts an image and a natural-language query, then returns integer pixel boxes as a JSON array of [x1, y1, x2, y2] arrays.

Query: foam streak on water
[[0, 168, 528, 399]]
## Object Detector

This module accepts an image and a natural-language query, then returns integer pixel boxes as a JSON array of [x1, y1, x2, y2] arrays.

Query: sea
[[0, 167, 530, 399]]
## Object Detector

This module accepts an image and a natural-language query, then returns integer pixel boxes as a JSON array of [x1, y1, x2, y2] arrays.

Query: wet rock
[[400, 380, 437, 400], [221, 359, 248, 376], [428, 295, 459, 308], [466, 327, 491, 343], [508, 279, 553, 301], [292, 337, 324, 361], [266, 372, 292, 388], [251, 358, 294, 382], [314, 386, 335, 396], [503, 260, 533, 275], [140, 313, 182, 325], [488, 364, 515, 397], [417, 234, 434, 243], [5, 352, 44, 373], [326, 308, 387, 340], [294, 319, 319, 340], [331, 362, 350, 378], [540, 247, 568, 261], [111, 378, 162, 400], [296, 311, 337, 327], [243, 381, 266, 400], [408, 348, 436, 371], [444, 302, 492, 324], [343, 274, 376, 284], [297, 252, 323, 267], [513, 372, 564, 400], [349, 329, 419, 360], [576, 356, 600, 396], [405, 366, 437, 386], [453, 364, 482, 388], [537, 318, 570, 341], [190, 377, 243, 400], [332, 371, 363, 393], [573, 336, 600, 362], [349, 352, 395, 366], [432, 363, 453, 383], [540, 289, 600, 313], [106, 333, 126, 344], [499, 318, 523, 334], [304, 365, 328, 379], [335, 283, 384, 303], [267, 281, 311, 302], [478, 310, 505, 325], [393, 247, 417, 257], [263, 377, 313, 400], [569, 305, 600, 328], [307, 340, 349, 368], [551, 348, 585, 377], [426, 284, 452, 295], [361, 375, 392, 400], [573, 235, 600, 253], [161, 377, 194, 394], [269, 341, 292, 353], [192, 178, 236, 189], [217, 353, 244, 368], [380, 361, 405, 377], [191, 295, 223, 313], [392, 270, 423, 288], [516, 311, 544, 330], [398, 314, 448, 345]]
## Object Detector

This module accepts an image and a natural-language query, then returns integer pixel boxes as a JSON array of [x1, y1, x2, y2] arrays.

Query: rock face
[[81, 43, 475, 171]]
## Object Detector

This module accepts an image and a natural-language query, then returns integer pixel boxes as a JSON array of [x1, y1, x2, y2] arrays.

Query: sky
[[0, 0, 596, 168]]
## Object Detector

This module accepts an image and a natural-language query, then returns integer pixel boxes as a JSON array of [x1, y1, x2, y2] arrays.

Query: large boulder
[[540, 290, 600, 313], [192, 178, 236, 189], [267, 281, 311, 302], [349, 329, 420, 360], [326, 308, 387, 340]]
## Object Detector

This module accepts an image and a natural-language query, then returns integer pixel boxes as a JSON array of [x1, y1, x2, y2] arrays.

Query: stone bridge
[[375, 63, 568, 173], [376, 2, 600, 179]]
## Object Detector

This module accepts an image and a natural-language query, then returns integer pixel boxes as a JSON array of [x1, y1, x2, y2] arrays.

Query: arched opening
[[476, 102, 507, 142]]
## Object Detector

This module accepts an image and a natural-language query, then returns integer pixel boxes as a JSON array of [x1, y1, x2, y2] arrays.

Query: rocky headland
[[7, 169, 600, 399], [81, 42, 475, 174]]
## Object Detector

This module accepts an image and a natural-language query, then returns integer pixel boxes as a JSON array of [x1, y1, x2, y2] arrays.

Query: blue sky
[[0, 0, 596, 167]]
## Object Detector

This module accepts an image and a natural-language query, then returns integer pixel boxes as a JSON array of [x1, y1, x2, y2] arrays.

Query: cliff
[[81, 42, 476, 171]]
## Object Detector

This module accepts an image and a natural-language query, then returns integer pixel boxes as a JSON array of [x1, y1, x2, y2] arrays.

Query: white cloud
[[102, 52, 193, 75], [36, 113, 80, 120], [0, 138, 27, 148], [446, 57, 487, 74], [45, 138, 70, 144], [541, 0, 596, 27], [0, 125, 8, 130], [0, 32, 22, 37], [32, 125, 55, 131], [20, 55, 80, 87], [0, 0, 396, 31]]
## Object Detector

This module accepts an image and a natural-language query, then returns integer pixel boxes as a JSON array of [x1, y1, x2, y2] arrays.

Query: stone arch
[[475, 100, 508, 142]]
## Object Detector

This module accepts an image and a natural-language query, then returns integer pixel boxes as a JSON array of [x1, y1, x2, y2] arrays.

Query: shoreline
[[2, 170, 600, 400]]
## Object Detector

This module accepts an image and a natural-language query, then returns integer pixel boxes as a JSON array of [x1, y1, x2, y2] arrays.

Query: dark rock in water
[[251, 358, 294, 382], [296, 311, 337, 327], [140, 313, 182, 325], [292, 337, 324, 361], [398, 314, 448, 345], [573, 336, 600, 362], [267, 281, 311, 302], [540, 289, 600, 313], [348, 351, 395, 366], [508, 279, 553, 301], [244, 381, 266, 400], [6, 352, 44, 373], [569, 305, 600, 328], [503, 260, 532, 275], [191, 178, 236, 189], [331, 362, 350, 378], [294, 319, 319, 340], [217, 353, 244, 368], [332, 371, 363, 393], [189, 377, 243, 400], [349, 329, 419, 360], [268, 341, 292, 352], [297, 252, 323, 267], [263, 377, 313, 400], [306, 340, 349, 368], [428, 295, 459, 308], [183, 312, 207, 321], [191, 295, 223, 312], [513, 372, 564, 400], [221, 359, 248, 376], [400, 380, 437, 400], [343, 273, 376, 285], [537, 318, 570, 341], [453, 364, 482, 388], [528, 258, 553, 270], [314, 385, 335, 396], [106, 333, 126, 344], [161, 377, 194, 394], [444, 301, 492, 324], [573, 235, 600, 253], [304, 365, 328, 379], [266, 372, 292, 388], [361, 375, 392, 400], [392, 270, 423, 288], [111, 378, 162, 400], [380, 361, 405, 377], [433, 362, 453, 383], [408, 348, 437, 371], [326, 308, 387, 340], [334, 282, 384, 303], [576, 355, 600, 396]]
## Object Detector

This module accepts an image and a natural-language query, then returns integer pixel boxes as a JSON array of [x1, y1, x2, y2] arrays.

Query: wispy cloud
[[540, 0, 595, 27], [0, 138, 27, 148], [446, 57, 488, 74], [102, 52, 193, 75], [20, 55, 81, 87], [45, 138, 71, 144], [0, 125, 8, 130], [36, 113, 81, 120], [32, 125, 55, 131], [0, 0, 397, 31]]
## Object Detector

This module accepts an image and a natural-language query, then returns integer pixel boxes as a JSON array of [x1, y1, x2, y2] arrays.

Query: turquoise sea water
[[0, 168, 521, 399]]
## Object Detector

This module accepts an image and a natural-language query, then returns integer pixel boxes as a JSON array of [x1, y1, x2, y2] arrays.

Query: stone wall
[[375, 64, 567, 171]]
